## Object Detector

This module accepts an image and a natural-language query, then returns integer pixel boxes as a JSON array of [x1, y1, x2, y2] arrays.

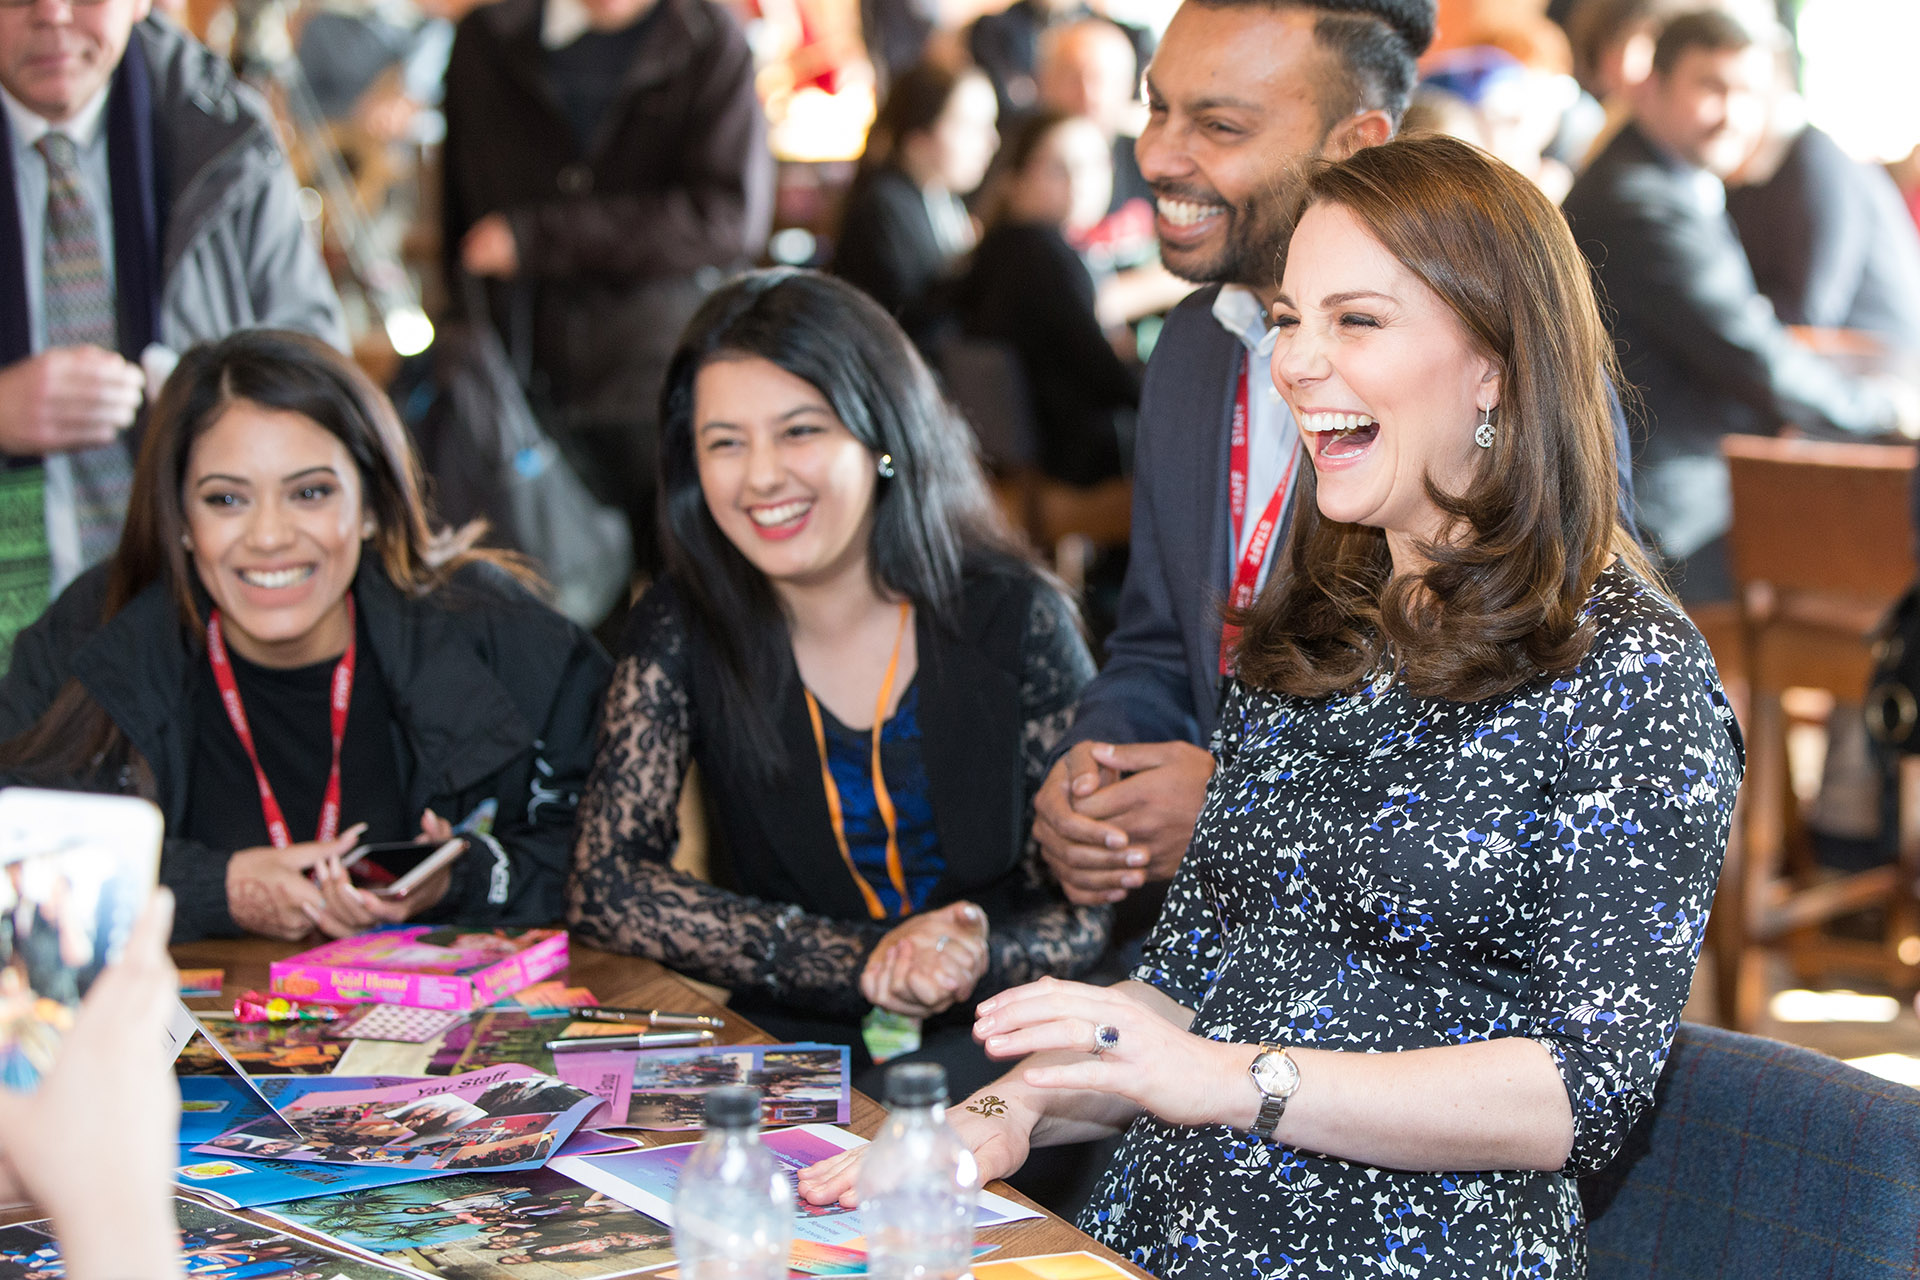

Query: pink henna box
[[270, 925, 568, 1011]]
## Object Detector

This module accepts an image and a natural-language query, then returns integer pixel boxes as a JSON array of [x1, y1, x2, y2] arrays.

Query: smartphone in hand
[[0, 788, 163, 1089], [339, 836, 469, 898]]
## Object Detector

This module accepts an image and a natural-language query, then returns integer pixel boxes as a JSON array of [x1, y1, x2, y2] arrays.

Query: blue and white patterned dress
[[1078, 565, 1743, 1279]]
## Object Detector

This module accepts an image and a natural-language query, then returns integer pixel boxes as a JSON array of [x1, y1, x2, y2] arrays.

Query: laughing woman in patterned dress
[[568, 270, 1107, 1095], [800, 134, 1743, 1277]]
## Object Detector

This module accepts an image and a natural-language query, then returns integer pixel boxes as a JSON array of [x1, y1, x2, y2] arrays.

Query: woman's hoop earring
[[877, 453, 896, 479], [1475, 406, 1496, 449]]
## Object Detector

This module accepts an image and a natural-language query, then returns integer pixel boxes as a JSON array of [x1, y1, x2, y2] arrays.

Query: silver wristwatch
[[1247, 1042, 1300, 1140]]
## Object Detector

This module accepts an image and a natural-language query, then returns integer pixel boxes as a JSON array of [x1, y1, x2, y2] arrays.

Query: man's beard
[[1154, 162, 1314, 290]]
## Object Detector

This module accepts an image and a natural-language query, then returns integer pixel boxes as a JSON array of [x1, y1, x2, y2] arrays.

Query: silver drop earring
[[877, 453, 896, 478], [1475, 405, 1495, 449]]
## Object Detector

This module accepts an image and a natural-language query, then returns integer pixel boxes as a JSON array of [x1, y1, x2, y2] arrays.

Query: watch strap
[[1249, 1041, 1296, 1141], [1254, 1089, 1289, 1139]]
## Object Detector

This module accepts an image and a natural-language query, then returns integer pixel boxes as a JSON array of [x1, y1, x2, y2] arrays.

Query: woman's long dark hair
[[658, 269, 1025, 773], [1232, 134, 1661, 702], [0, 329, 528, 788]]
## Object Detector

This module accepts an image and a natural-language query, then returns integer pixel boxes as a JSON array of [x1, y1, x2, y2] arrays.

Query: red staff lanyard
[[1220, 351, 1298, 676], [804, 602, 912, 920], [205, 598, 357, 849]]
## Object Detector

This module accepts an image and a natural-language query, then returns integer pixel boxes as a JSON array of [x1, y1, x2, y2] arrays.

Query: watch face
[[1252, 1048, 1300, 1097]]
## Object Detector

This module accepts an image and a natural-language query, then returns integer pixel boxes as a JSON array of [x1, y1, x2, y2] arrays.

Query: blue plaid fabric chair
[[1583, 1022, 1920, 1278]]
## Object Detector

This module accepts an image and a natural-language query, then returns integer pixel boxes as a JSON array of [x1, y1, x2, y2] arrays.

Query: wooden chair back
[[1710, 434, 1920, 1029], [1724, 435, 1917, 603]]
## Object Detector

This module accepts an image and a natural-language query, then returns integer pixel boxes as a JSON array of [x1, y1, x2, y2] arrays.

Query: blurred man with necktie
[[0, 0, 344, 658]]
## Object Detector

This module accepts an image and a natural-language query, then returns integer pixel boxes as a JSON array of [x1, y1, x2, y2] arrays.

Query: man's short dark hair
[[1312, 10, 1420, 127], [1188, 0, 1433, 126], [1651, 8, 1756, 78], [1300, 0, 1435, 59]]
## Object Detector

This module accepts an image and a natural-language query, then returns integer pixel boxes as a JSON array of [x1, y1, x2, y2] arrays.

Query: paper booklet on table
[[180, 1073, 424, 1145], [257, 1165, 679, 1280], [176, 1123, 640, 1210], [551, 1041, 852, 1130], [551, 1123, 1044, 1247], [190, 1061, 601, 1174], [0, 1197, 414, 1280], [971, 1253, 1141, 1280]]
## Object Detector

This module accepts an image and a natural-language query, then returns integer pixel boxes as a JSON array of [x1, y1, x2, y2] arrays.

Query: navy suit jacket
[[1058, 284, 1642, 755], [1563, 123, 1897, 558]]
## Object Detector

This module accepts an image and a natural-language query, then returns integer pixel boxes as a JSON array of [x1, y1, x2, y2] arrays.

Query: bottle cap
[[885, 1062, 948, 1107], [704, 1085, 762, 1129]]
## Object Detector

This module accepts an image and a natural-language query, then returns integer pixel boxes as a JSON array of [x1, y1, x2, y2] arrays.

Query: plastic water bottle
[[858, 1063, 981, 1280], [673, 1086, 794, 1280]]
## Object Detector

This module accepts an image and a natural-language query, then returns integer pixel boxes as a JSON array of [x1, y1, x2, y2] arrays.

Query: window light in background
[[1767, 988, 1903, 1023], [1797, 0, 1920, 164]]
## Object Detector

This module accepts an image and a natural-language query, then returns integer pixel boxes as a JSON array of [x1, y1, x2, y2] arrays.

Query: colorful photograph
[[972, 1253, 1138, 1280], [554, 1045, 850, 1131], [262, 1168, 676, 1280], [194, 1064, 598, 1174], [428, 1010, 560, 1077], [0, 1199, 411, 1280], [174, 1020, 344, 1076], [551, 1125, 1042, 1248], [0, 792, 160, 1089]]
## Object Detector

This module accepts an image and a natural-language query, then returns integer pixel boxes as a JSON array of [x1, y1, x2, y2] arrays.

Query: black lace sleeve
[[979, 582, 1112, 992], [567, 590, 889, 1020]]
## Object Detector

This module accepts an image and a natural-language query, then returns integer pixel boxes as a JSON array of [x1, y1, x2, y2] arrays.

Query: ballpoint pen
[[546, 1030, 717, 1051], [566, 1006, 727, 1030]]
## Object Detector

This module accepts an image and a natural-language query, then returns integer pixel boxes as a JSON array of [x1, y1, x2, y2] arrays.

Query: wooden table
[[168, 937, 1148, 1276]]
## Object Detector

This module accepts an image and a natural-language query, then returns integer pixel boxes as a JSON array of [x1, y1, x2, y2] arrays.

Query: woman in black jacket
[[957, 110, 1139, 486], [568, 270, 1106, 1094], [0, 330, 609, 943]]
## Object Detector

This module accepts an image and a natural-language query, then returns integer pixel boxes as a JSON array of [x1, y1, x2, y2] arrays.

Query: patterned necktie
[[38, 131, 137, 572]]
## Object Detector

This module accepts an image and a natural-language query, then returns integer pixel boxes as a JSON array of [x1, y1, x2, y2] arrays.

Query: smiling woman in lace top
[[567, 269, 1107, 1094]]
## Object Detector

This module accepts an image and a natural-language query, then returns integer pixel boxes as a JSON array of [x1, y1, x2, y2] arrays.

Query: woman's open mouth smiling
[[237, 566, 317, 590], [747, 499, 814, 539], [1300, 411, 1381, 464]]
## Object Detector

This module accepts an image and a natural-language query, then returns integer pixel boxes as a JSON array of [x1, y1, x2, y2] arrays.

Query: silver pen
[[567, 1006, 726, 1030], [545, 1030, 717, 1052]]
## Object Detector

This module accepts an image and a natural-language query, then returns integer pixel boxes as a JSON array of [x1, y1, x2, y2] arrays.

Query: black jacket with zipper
[[0, 562, 610, 942]]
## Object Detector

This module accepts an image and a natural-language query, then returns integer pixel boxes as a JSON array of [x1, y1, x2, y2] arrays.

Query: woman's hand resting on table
[[796, 1088, 1036, 1210], [860, 901, 989, 1018], [973, 977, 1254, 1129], [229, 811, 457, 941], [799, 977, 1217, 1207]]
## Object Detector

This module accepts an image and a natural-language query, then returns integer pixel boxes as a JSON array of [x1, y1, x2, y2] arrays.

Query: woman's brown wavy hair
[[1231, 133, 1661, 703], [0, 329, 533, 790]]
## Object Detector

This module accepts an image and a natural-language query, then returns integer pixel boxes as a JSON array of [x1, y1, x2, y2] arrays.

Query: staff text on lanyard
[[1220, 351, 1298, 676]]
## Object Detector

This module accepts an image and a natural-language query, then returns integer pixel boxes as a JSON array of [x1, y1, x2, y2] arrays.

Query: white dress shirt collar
[[1, 80, 113, 154], [542, 0, 594, 49], [1211, 283, 1272, 354]]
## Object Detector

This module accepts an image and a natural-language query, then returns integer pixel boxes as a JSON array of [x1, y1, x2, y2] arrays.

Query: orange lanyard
[[803, 602, 912, 920]]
